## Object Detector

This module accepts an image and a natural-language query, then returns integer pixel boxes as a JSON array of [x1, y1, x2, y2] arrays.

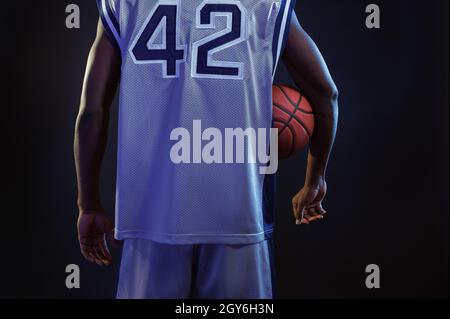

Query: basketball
[[273, 84, 315, 159]]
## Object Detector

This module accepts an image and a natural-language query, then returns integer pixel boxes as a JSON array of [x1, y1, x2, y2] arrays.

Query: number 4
[[129, 0, 247, 80], [129, 0, 186, 78]]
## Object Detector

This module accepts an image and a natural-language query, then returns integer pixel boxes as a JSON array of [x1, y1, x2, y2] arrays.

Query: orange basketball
[[273, 84, 315, 159]]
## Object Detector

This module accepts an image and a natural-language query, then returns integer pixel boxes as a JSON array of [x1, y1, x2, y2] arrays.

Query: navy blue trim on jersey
[[280, 0, 297, 58], [262, 172, 278, 298], [96, 0, 121, 50], [272, 0, 288, 72], [272, 0, 297, 76], [263, 173, 276, 234]]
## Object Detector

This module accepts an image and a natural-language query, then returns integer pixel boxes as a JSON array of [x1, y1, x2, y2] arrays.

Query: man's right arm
[[74, 20, 121, 265], [75, 20, 120, 213]]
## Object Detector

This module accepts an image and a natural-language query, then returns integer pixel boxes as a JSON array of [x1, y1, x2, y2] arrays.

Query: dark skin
[[283, 14, 339, 225], [75, 16, 338, 265], [74, 21, 120, 266]]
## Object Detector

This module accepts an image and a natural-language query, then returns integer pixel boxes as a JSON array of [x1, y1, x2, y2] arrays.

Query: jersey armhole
[[272, 0, 297, 78], [96, 0, 122, 51]]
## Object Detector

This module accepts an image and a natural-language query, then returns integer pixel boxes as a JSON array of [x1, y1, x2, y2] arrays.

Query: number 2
[[129, 0, 247, 80], [192, 1, 247, 79]]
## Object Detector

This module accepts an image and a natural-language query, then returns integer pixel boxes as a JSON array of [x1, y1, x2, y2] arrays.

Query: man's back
[[97, 0, 296, 244]]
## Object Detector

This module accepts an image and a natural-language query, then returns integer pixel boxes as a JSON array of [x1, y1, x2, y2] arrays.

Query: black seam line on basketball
[[287, 125, 296, 156], [274, 104, 309, 137], [277, 85, 314, 115], [273, 103, 312, 138], [274, 120, 289, 135], [273, 101, 313, 116], [279, 85, 302, 108], [274, 119, 295, 156], [275, 91, 303, 137]]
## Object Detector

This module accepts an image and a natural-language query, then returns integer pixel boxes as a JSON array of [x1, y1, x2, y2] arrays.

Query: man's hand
[[77, 211, 119, 266], [292, 180, 327, 225]]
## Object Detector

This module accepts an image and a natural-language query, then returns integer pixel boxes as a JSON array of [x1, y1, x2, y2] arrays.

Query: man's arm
[[74, 20, 121, 265], [282, 14, 339, 225]]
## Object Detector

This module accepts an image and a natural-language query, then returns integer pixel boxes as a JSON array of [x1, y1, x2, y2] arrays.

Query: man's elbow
[[328, 84, 339, 102], [306, 82, 339, 118], [303, 78, 339, 105], [316, 82, 339, 103]]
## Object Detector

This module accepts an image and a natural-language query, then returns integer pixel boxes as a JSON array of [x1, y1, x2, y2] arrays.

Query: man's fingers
[[292, 199, 299, 217], [296, 219, 307, 225], [80, 246, 98, 264], [93, 244, 111, 266], [293, 197, 307, 219], [305, 207, 323, 222], [78, 213, 119, 266], [308, 215, 324, 222], [294, 205, 325, 224], [98, 240, 113, 264], [89, 247, 106, 266], [293, 184, 327, 225], [300, 217, 310, 225], [87, 248, 103, 266], [97, 217, 119, 249], [295, 206, 308, 225], [309, 205, 325, 215], [80, 239, 106, 266], [313, 203, 327, 215]]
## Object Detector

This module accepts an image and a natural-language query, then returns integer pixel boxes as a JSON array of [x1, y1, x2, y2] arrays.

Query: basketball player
[[74, 0, 338, 299]]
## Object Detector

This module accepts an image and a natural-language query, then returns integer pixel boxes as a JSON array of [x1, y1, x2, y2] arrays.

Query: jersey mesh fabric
[[96, 0, 296, 244]]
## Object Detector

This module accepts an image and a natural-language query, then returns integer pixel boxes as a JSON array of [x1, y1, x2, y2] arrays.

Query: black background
[[0, 0, 448, 299]]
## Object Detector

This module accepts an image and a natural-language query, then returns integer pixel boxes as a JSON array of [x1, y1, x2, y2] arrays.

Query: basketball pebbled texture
[[272, 84, 315, 159]]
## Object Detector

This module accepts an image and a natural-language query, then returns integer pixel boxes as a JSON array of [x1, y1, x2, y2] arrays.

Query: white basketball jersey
[[96, 0, 296, 244]]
